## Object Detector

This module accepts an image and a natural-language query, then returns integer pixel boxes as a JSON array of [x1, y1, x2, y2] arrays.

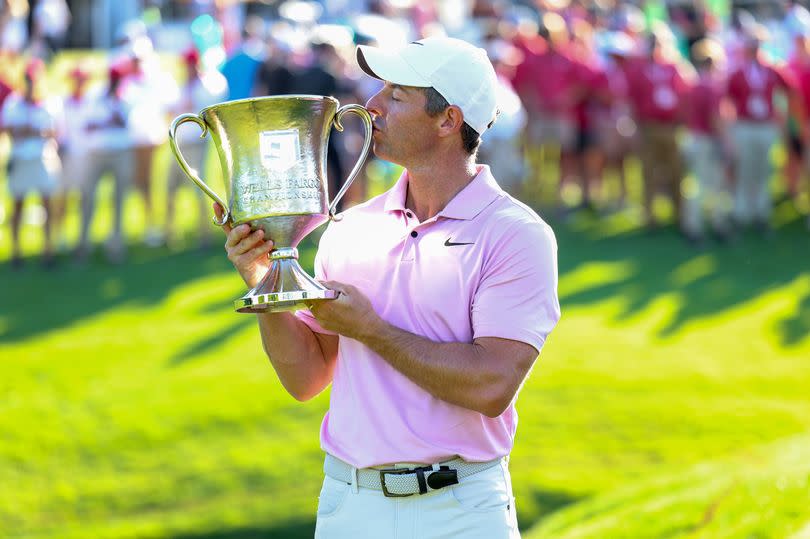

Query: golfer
[[217, 37, 561, 538]]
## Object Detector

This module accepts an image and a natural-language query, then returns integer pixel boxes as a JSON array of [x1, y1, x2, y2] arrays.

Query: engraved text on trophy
[[243, 129, 321, 204]]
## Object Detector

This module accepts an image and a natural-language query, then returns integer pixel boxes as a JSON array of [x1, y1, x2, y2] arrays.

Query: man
[[680, 39, 733, 245], [1, 58, 61, 268], [625, 30, 689, 228], [511, 13, 579, 206], [217, 37, 560, 538], [784, 24, 810, 214], [75, 63, 133, 264], [53, 65, 92, 251], [726, 25, 801, 234], [165, 47, 227, 248]]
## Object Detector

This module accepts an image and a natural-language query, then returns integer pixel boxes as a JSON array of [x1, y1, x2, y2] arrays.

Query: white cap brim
[[356, 45, 432, 88]]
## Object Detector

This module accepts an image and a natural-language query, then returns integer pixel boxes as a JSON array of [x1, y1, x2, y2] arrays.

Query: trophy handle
[[328, 104, 373, 220], [168, 113, 230, 226]]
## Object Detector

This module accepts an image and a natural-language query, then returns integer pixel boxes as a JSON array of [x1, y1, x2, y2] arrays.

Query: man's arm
[[311, 281, 539, 418], [254, 310, 338, 401], [215, 203, 338, 401]]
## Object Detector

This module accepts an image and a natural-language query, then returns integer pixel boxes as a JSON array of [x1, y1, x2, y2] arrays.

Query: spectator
[[727, 24, 800, 234], [625, 30, 690, 228], [595, 31, 636, 210], [784, 24, 810, 207], [30, 0, 70, 59], [120, 35, 179, 246], [165, 46, 227, 249], [288, 41, 345, 209], [75, 63, 133, 264], [681, 39, 733, 245], [1, 58, 61, 268], [511, 12, 578, 205], [220, 15, 266, 101], [479, 38, 527, 197], [53, 64, 93, 251]]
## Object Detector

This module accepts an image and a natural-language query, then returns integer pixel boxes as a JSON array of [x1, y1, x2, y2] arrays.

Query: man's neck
[[404, 154, 478, 221]]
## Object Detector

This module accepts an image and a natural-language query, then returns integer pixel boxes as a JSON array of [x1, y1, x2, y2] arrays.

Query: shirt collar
[[383, 168, 410, 214], [383, 165, 504, 221]]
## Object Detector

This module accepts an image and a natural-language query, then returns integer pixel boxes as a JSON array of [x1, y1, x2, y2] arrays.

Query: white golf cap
[[356, 37, 499, 135]]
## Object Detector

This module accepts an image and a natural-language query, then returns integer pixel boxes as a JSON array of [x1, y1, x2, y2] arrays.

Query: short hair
[[421, 87, 482, 155]]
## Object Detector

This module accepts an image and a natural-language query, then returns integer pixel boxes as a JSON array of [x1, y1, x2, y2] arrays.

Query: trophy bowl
[[169, 95, 372, 313]]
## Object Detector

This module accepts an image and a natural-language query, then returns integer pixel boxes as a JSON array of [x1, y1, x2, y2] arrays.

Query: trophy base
[[234, 249, 338, 313]]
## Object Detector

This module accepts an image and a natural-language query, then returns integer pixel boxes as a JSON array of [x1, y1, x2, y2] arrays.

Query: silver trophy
[[169, 95, 373, 313]]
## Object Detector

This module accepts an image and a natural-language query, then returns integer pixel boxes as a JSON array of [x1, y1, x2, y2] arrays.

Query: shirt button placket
[[401, 228, 418, 262]]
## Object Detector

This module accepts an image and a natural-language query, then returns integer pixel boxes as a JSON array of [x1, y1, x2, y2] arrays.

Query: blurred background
[[1, 0, 810, 538]]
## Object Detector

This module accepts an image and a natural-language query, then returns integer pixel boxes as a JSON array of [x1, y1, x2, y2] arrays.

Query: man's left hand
[[310, 281, 382, 341]]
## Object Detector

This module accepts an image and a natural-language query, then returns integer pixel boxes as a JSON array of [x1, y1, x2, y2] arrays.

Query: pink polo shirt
[[296, 165, 560, 468]]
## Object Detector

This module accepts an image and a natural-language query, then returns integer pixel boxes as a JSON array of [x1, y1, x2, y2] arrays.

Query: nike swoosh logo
[[444, 238, 474, 247]]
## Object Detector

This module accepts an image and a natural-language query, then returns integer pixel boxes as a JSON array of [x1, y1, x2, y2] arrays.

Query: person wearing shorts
[[217, 37, 561, 538], [1, 59, 61, 268]]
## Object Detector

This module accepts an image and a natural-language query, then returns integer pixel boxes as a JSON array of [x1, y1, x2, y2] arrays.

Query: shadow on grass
[[517, 489, 583, 531], [777, 287, 810, 347], [1, 204, 806, 347], [162, 520, 314, 539], [551, 204, 810, 345], [169, 319, 253, 365], [0, 234, 322, 345], [0, 244, 237, 343]]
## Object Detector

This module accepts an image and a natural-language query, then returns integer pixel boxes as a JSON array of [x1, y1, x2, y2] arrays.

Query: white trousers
[[681, 132, 733, 236], [730, 121, 779, 224], [314, 457, 520, 539]]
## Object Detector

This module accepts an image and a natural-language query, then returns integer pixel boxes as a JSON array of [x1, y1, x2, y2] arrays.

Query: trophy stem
[[234, 247, 337, 313]]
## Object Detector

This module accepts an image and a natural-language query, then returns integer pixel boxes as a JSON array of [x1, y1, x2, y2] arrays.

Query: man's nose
[[365, 92, 383, 118]]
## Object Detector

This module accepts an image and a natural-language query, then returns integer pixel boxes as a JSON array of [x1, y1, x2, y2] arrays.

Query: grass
[[1, 137, 809, 538]]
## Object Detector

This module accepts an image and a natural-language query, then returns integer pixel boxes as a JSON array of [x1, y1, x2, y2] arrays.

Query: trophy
[[169, 95, 373, 313]]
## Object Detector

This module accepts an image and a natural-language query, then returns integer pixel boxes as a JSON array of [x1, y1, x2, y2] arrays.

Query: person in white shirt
[[75, 63, 134, 264], [1, 58, 62, 268], [120, 37, 180, 247], [52, 65, 94, 250], [165, 46, 227, 248]]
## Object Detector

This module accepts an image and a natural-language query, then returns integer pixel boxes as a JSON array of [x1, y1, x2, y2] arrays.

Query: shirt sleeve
[[471, 219, 561, 354], [294, 224, 338, 336]]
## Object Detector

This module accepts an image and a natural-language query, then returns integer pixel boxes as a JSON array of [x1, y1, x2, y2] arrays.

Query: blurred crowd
[[2, 0, 810, 269]]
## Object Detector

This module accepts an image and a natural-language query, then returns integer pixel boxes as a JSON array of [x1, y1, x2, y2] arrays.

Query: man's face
[[365, 83, 438, 165]]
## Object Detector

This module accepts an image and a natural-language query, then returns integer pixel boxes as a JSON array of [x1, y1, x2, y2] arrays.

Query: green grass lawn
[[1, 141, 809, 538]]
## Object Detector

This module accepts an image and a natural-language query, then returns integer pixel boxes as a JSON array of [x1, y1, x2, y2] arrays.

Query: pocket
[[450, 465, 513, 514], [316, 476, 351, 519]]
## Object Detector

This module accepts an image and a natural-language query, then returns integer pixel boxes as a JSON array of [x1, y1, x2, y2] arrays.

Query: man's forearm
[[357, 321, 512, 417], [256, 312, 335, 401]]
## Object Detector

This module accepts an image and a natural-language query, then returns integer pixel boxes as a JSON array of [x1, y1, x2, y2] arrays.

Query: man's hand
[[310, 280, 382, 341], [215, 202, 274, 289]]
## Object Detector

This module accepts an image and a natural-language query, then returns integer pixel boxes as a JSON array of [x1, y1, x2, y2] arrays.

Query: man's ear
[[437, 105, 465, 137]]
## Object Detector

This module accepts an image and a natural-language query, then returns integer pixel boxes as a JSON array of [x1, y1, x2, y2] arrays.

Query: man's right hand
[[215, 203, 274, 289]]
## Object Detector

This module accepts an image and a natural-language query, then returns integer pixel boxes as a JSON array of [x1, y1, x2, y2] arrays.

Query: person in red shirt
[[566, 19, 615, 213], [625, 30, 690, 227], [726, 25, 803, 232], [594, 32, 637, 211], [511, 12, 579, 206], [681, 39, 733, 244], [784, 30, 810, 211]]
